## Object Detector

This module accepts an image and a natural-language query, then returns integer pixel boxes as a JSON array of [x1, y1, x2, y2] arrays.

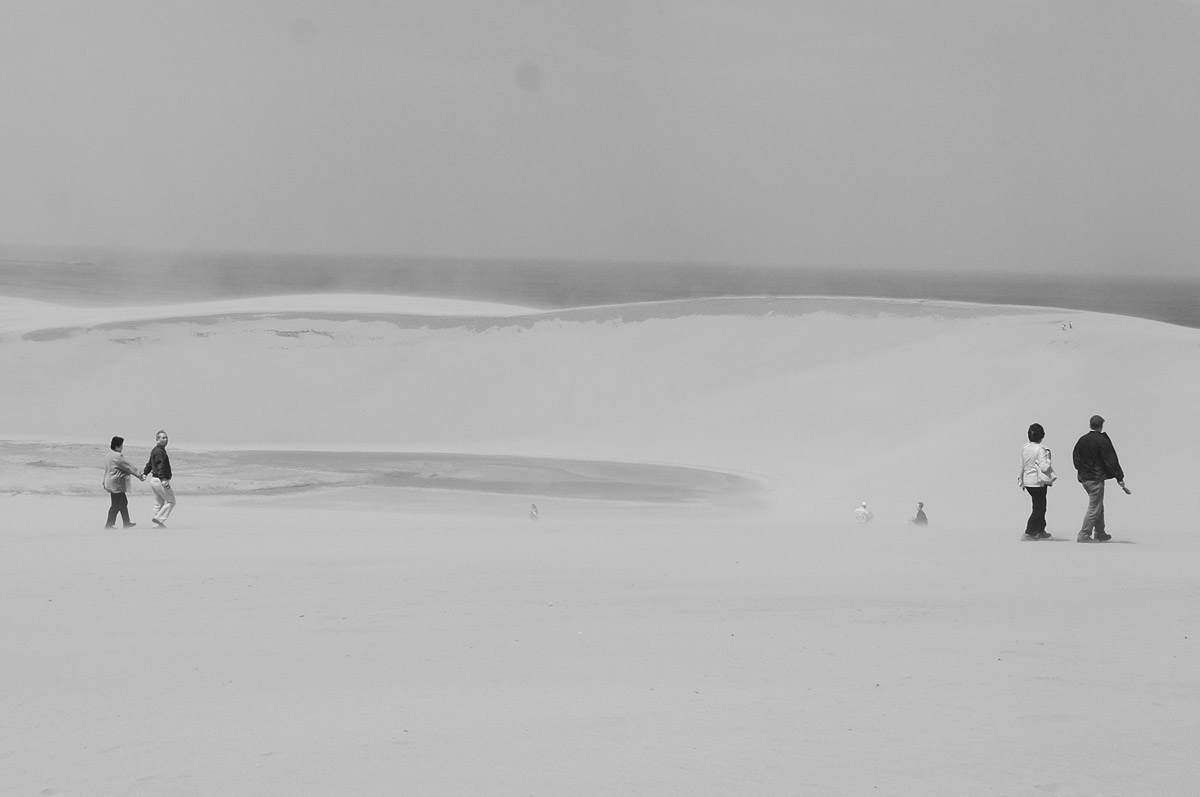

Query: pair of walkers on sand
[[1020, 414, 1131, 543], [102, 430, 176, 529]]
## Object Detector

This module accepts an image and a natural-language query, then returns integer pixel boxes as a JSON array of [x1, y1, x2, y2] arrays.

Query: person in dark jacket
[[102, 436, 144, 529], [142, 429, 176, 528], [1072, 415, 1131, 543]]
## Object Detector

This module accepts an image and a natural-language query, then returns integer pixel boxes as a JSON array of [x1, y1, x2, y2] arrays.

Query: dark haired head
[[1089, 415, 1104, 430], [1027, 423, 1045, 443], [110, 436, 124, 451]]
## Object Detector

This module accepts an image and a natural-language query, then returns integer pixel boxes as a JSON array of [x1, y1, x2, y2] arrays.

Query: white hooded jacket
[[1019, 442, 1056, 488]]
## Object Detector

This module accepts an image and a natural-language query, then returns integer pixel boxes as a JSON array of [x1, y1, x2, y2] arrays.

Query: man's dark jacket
[[1072, 430, 1123, 483], [143, 445, 172, 481]]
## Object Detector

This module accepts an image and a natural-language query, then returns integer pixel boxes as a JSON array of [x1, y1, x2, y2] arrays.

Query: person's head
[[1089, 415, 1105, 431], [110, 436, 124, 451], [1027, 423, 1045, 443], [156, 430, 169, 447], [918, 502, 924, 508]]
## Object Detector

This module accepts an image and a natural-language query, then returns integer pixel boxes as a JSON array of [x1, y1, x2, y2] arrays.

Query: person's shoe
[[152, 519, 166, 528], [1035, 532, 1053, 540], [103, 524, 116, 529], [1093, 532, 1112, 542], [123, 522, 137, 528], [1077, 534, 1093, 542], [1022, 533, 1039, 541]]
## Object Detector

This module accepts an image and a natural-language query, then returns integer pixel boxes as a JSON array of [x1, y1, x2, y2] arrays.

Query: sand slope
[[0, 294, 1193, 528], [3, 293, 1199, 795]]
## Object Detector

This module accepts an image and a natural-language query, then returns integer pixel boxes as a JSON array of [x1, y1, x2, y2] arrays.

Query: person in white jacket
[[1019, 422, 1056, 540], [102, 436, 144, 529], [854, 502, 873, 523]]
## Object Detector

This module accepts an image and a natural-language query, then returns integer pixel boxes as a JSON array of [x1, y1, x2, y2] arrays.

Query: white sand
[[2, 294, 1198, 795]]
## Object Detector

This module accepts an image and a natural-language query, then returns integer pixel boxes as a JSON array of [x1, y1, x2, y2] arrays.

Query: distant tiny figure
[[1019, 422, 1056, 541], [1072, 415, 1130, 543], [854, 502, 873, 523], [102, 436, 144, 529], [910, 502, 928, 526], [142, 429, 176, 528], [529, 503, 539, 521]]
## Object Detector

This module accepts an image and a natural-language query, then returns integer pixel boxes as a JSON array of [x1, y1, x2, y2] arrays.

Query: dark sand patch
[[0, 441, 757, 505]]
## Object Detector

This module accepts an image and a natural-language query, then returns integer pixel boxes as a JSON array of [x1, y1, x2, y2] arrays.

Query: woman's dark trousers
[[1024, 485, 1047, 535], [106, 492, 131, 528]]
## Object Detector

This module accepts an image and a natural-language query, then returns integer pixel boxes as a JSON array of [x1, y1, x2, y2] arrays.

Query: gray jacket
[[103, 451, 138, 493]]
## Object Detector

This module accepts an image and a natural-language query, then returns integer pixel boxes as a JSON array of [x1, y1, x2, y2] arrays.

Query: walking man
[[1072, 415, 1131, 543], [103, 436, 144, 528], [143, 429, 176, 528]]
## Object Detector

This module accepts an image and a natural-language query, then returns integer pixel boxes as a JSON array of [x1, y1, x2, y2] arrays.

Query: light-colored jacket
[[103, 451, 138, 493], [1019, 442, 1056, 488]]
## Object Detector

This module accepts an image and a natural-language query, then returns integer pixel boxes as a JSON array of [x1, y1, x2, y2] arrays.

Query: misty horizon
[[3, 244, 1198, 330], [3, 2, 1199, 278]]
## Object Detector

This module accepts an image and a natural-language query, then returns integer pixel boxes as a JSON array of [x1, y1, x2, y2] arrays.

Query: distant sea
[[2, 248, 1198, 329]]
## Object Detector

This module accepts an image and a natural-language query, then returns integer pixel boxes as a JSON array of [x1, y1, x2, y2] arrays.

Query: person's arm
[[1102, 437, 1124, 483], [1037, 447, 1055, 483]]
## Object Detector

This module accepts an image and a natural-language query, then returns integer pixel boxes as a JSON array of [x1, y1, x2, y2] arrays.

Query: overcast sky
[[2, 1, 1198, 275]]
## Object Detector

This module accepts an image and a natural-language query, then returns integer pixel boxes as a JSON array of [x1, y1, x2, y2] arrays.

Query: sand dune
[[3, 292, 1198, 795], [0, 293, 1192, 527]]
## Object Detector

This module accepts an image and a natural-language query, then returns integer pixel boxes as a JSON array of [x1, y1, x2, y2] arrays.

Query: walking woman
[[1019, 422, 1057, 540], [103, 436, 144, 529]]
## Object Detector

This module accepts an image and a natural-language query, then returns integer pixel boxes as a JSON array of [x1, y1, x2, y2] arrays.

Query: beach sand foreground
[[4, 492, 1198, 795], [3, 294, 1198, 794]]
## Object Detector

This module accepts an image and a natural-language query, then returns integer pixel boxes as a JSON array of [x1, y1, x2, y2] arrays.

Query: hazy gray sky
[[2, 1, 1198, 275]]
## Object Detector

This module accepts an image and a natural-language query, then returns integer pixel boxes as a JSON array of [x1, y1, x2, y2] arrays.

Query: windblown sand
[[2, 293, 1197, 795]]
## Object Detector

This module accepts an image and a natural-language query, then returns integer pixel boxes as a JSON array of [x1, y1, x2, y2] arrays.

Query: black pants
[[1024, 485, 1047, 535], [106, 492, 131, 527]]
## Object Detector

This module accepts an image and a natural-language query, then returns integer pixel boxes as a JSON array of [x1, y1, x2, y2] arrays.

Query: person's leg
[[115, 492, 133, 527], [1026, 486, 1047, 535], [1024, 487, 1046, 535], [106, 493, 120, 528], [1079, 480, 1105, 539], [150, 477, 167, 524], [158, 482, 176, 522]]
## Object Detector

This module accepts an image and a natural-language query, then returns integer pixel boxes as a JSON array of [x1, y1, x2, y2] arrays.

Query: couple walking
[[102, 430, 176, 529], [1020, 415, 1131, 542]]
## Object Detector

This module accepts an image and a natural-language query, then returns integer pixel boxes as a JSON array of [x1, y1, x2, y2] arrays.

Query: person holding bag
[[1019, 422, 1057, 541]]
